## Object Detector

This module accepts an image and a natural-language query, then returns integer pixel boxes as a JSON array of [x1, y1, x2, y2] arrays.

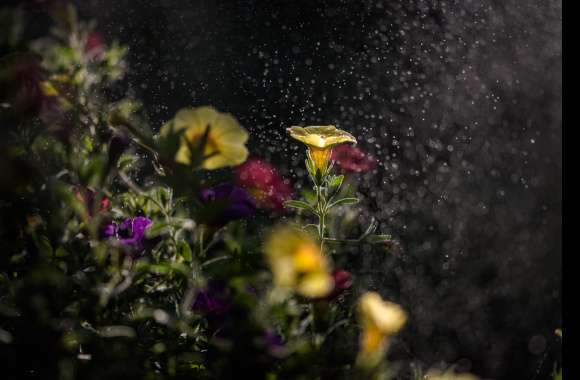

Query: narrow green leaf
[[284, 200, 315, 212], [145, 221, 170, 239], [177, 240, 193, 263], [328, 197, 359, 208], [32, 233, 53, 257], [365, 234, 393, 244], [328, 174, 344, 190], [360, 218, 378, 239]]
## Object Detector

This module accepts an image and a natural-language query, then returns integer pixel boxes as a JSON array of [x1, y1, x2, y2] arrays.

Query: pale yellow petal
[[287, 125, 356, 149], [270, 255, 296, 287], [211, 113, 249, 143], [177, 106, 217, 129], [297, 272, 334, 298], [202, 143, 249, 170], [159, 120, 175, 137], [174, 144, 192, 165], [358, 292, 407, 334]]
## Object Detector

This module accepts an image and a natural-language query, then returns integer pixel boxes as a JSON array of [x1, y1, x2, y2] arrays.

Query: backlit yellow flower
[[264, 226, 333, 298], [160, 106, 249, 170], [287, 125, 356, 173], [357, 292, 407, 365], [425, 369, 479, 380]]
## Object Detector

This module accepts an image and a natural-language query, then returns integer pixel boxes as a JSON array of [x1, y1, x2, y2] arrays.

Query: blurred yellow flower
[[287, 125, 356, 173], [160, 106, 249, 170], [264, 226, 333, 298], [425, 369, 479, 380], [39, 81, 59, 97], [357, 292, 407, 365]]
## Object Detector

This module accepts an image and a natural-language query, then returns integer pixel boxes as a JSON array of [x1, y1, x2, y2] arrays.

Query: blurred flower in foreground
[[192, 281, 232, 315], [235, 158, 292, 212], [327, 269, 353, 299], [160, 106, 249, 170], [85, 31, 104, 58], [199, 183, 256, 227], [101, 216, 158, 257], [287, 125, 356, 174], [357, 292, 407, 366], [331, 144, 377, 173], [261, 328, 286, 358], [425, 369, 479, 380], [74, 186, 110, 217], [263, 226, 333, 298]]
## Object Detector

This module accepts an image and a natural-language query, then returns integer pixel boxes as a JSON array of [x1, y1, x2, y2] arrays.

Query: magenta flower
[[234, 158, 292, 212], [327, 269, 353, 299], [331, 145, 377, 173], [101, 216, 158, 257], [85, 32, 105, 59]]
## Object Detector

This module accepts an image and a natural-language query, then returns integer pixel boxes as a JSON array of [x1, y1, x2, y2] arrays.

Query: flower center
[[309, 146, 332, 173], [184, 127, 221, 160]]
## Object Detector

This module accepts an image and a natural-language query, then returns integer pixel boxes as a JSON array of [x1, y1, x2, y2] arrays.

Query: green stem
[[323, 237, 362, 244], [315, 184, 326, 253]]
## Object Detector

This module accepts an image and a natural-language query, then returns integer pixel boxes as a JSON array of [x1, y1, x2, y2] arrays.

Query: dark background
[[78, 1, 561, 379]]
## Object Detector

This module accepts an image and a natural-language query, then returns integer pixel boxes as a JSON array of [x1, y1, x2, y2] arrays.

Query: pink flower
[[331, 145, 377, 173], [85, 32, 105, 58], [235, 158, 292, 212], [74, 186, 110, 217], [325, 269, 353, 300]]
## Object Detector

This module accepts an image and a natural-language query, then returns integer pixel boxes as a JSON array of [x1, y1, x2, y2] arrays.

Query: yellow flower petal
[[160, 106, 249, 170], [287, 125, 356, 149], [270, 255, 296, 288], [360, 325, 387, 354], [297, 271, 334, 298], [293, 241, 326, 272], [263, 225, 333, 298], [358, 292, 407, 335], [425, 370, 479, 380], [40, 81, 59, 97], [203, 143, 249, 170], [212, 113, 249, 142]]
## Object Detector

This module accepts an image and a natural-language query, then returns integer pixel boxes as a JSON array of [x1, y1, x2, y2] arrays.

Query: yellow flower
[[425, 369, 479, 380], [264, 226, 333, 298], [160, 106, 249, 170], [287, 125, 356, 173], [357, 292, 407, 365]]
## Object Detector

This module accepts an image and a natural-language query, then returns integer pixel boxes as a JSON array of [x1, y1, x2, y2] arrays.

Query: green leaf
[[144, 221, 170, 239], [177, 240, 193, 263], [328, 197, 359, 208], [117, 153, 138, 171], [284, 200, 315, 212], [328, 174, 344, 190], [305, 156, 315, 176], [303, 224, 319, 234], [32, 232, 53, 257], [54, 182, 88, 219], [365, 234, 393, 244], [55, 246, 69, 258], [79, 155, 107, 187], [360, 218, 378, 239], [152, 186, 171, 209]]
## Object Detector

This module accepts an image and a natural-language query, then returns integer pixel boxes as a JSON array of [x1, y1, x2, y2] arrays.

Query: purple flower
[[263, 329, 283, 348], [262, 329, 286, 358], [192, 281, 232, 315], [101, 216, 158, 257], [199, 183, 256, 227]]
